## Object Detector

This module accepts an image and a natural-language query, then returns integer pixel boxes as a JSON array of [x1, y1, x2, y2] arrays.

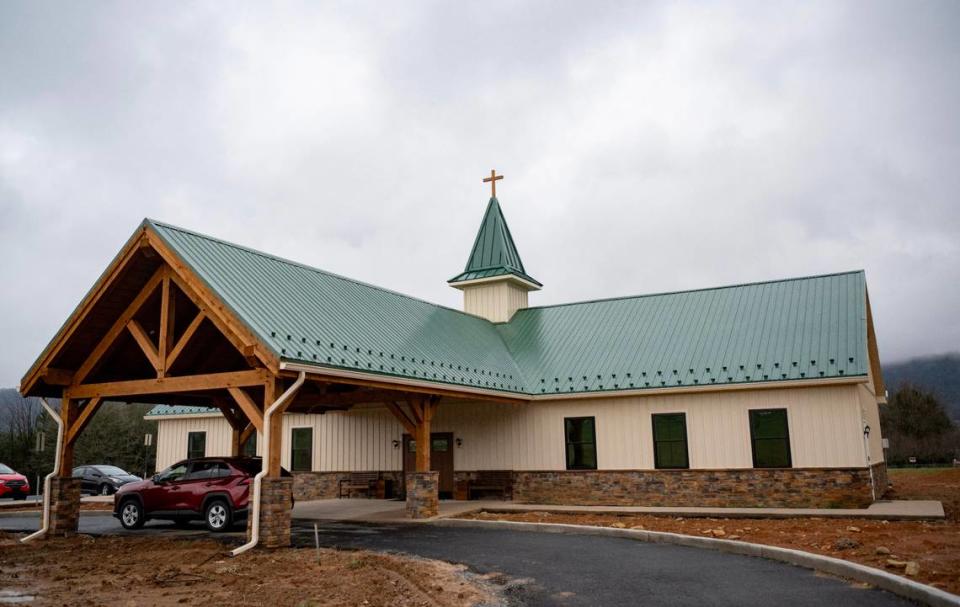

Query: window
[[291, 427, 313, 472], [187, 431, 206, 459], [564, 417, 597, 470], [185, 460, 218, 480], [157, 462, 188, 483], [652, 413, 689, 469], [242, 432, 257, 457], [750, 409, 792, 468], [432, 437, 450, 452]]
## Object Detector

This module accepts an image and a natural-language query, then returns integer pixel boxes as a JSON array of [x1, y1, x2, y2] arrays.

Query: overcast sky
[[1, 1, 958, 388]]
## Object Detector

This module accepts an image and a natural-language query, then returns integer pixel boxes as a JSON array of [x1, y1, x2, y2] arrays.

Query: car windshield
[[0, 464, 14, 474], [96, 466, 128, 476]]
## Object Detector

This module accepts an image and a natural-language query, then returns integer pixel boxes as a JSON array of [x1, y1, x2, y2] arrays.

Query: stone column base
[[48, 476, 81, 537], [247, 477, 293, 548], [405, 471, 439, 519]]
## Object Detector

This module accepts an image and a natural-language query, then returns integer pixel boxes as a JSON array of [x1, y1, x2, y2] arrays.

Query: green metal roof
[[146, 219, 869, 398], [497, 271, 868, 394], [448, 198, 541, 287], [145, 405, 218, 417]]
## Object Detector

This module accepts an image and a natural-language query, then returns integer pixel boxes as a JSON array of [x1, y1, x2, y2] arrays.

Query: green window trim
[[564, 417, 597, 470], [652, 413, 689, 469], [187, 431, 206, 460], [749, 409, 792, 468], [290, 427, 313, 472]]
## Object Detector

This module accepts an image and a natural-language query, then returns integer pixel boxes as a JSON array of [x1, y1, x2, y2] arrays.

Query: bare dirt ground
[[459, 467, 960, 596], [0, 531, 498, 607]]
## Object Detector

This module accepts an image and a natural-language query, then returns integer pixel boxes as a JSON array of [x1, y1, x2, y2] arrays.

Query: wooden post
[[413, 397, 438, 472], [265, 378, 285, 478], [58, 396, 79, 475]]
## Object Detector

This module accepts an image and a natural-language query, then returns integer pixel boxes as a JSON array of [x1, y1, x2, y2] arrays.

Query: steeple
[[449, 189, 541, 322]]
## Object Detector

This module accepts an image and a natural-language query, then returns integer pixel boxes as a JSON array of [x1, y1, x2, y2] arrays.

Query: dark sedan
[[73, 465, 141, 495]]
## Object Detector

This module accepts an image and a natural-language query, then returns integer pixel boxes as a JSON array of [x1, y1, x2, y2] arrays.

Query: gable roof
[[448, 198, 541, 287], [146, 219, 871, 398]]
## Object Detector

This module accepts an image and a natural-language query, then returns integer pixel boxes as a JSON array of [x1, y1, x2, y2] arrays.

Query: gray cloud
[[1, 0, 958, 387]]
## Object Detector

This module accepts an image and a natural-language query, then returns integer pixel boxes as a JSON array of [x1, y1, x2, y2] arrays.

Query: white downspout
[[230, 370, 305, 557], [21, 398, 63, 544]]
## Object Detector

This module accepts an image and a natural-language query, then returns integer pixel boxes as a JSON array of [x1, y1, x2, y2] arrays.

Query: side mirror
[[152, 474, 161, 484]]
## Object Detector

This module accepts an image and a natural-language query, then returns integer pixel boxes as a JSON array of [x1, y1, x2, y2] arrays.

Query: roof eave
[[448, 272, 542, 291]]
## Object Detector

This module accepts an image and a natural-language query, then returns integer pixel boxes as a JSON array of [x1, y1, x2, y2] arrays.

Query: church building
[[140, 176, 889, 510]]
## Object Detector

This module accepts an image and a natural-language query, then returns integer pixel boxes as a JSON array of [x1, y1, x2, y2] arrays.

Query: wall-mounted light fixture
[[863, 425, 871, 438], [455, 437, 463, 448], [392, 439, 400, 449]]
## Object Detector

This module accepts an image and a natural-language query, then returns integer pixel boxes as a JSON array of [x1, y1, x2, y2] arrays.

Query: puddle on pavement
[[0, 590, 35, 604]]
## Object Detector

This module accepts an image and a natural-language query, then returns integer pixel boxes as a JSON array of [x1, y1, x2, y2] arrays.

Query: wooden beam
[[165, 311, 204, 370], [407, 398, 424, 424], [66, 397, 103, 445], [66, 369, 270, 399], [227, 386, 264, 432], [127, 319, 160, 371], [73, 267, 165, 384], [41, 368, 74, 386], [158, 275, 174, 378], [385, 401, 416, 435], [146, 230, 277, 374]]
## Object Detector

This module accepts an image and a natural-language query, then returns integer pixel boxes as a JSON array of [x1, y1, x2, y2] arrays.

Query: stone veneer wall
[[405, 471, 439, 518], [871, 462, 889, 499], [512, 468, 876, 509], [251, 477, 294, 548], [293, 471, 403, 501], [48, 477, 81, 536]]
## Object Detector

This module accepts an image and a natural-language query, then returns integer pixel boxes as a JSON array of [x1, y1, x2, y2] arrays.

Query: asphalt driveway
[[1, 513, 916, 606]]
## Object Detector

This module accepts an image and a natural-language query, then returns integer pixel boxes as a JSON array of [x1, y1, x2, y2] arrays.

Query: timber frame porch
[[19, 224, 520, 548]]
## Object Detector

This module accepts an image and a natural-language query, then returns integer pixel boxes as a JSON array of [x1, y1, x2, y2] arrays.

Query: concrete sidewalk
[[292, 498, 945, 523]]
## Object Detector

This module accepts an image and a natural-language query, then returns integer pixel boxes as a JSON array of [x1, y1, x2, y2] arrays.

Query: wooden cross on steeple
[[483, 169, 503, 198]]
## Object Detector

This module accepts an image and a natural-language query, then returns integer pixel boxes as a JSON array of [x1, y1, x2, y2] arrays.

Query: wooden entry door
[[403, 432, 454, 497]]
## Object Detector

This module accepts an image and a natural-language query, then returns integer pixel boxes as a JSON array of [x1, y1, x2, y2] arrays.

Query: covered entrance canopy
[[20, 220, 522, 548]]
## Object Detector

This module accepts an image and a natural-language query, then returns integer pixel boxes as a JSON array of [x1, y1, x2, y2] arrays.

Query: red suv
[[0, 463, 30, 500], [113, 457, 290, 532]]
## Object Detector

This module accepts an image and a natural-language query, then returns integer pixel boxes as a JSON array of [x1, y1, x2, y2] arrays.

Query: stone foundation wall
[[293, 471, 402, 500], [48, 476, 81, 537], [871, 462, 889, 499], [251, 478, 293, 548], [513, 468, 876, 509], [405, 472, 439, 518]]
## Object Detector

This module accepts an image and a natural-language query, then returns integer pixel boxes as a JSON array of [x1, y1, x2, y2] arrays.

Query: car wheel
[[204, 499, 232, 532], [100, 484, 113, 496], [119, 499, 145, 530]]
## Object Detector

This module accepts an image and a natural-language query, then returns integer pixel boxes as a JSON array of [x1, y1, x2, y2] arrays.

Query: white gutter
[[230, 370, 305, 557], [21, 398, 62, 544]]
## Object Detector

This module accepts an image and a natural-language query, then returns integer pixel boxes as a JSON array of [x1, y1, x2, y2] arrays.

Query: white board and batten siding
[[153, 383, 878, 473]]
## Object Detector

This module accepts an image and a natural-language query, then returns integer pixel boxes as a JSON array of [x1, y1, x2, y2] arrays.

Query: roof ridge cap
[[515, 270, 865, 314]]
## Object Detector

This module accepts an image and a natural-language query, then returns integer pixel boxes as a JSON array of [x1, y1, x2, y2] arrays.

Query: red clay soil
[[460, 468, 960, 596], [0, 532, 497, 606]]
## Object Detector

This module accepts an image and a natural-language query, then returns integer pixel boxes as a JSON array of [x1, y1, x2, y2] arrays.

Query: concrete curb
[[433, 518, 960, 607]]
